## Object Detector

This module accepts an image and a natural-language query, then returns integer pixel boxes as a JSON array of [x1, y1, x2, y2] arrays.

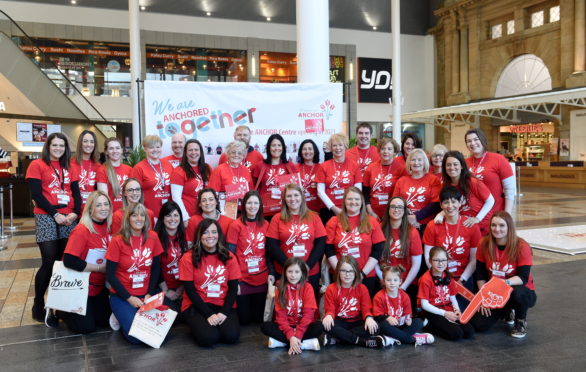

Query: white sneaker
[[413, 333, 435, 346], [383, 336, 400, 347], [300, 338, 321, 351], [268, 337, 287, 348], [109, 313, 120, 331]]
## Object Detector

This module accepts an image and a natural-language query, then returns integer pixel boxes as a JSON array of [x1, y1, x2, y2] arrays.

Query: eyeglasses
[[389, 205, 404, 210], [126, 188, 141, 194], [431, 154, 444, 158], [339, 269, 355, 275], [432, 259, 448, 264]]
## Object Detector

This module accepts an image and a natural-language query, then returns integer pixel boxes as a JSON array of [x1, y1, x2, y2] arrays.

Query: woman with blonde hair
[[209, 140, 254, 208], [97, 137, 132, 211]]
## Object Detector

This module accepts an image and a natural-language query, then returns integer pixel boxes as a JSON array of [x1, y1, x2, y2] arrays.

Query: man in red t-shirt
[[346, 122, 380, 177], [162, 133, 185, 168], [218, 125, 263, 170]]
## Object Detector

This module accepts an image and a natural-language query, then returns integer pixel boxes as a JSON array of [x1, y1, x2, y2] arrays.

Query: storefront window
[[16, 37, 131, 97], [145, 46, 246, 83], [259, 52, 346, 84], [499, 122, 556, 161]]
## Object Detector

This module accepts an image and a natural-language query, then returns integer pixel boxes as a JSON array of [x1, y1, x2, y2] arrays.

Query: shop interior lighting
[[266, 17, 271, 22], [372, 26, 377, 30], [206, 12, 212, 16], [70, 0, 77, 4], [140, 6, 146, 11]]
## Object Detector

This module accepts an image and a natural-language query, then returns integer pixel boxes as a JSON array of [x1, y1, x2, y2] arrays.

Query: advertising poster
[[17, 122, 61, 142]]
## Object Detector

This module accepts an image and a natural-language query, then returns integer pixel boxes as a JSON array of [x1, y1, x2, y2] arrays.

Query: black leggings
[[182, 304, 240, 347], [326, 319, 371, 345], [471, 285, 537, 332], [34, 239, 67, 305], [260, 321, 324, 343], [237, 291, 267, 325], [378, 318, 424, 344], [61, 289, 111, 334], [424, 312, 475, 341], [362, 276, 379, 299]]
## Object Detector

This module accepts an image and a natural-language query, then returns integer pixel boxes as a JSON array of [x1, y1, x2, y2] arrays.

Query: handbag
[[129, 295, 177, 348], [45, 261, 90, 315]]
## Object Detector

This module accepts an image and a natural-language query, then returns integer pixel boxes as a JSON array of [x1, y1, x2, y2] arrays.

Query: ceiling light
[[372, 26, 377, 30], [266, 17, 271, 22], [70, 0, 77, 4], [140, 6, 146, 11], [206, 12, 211, 16]]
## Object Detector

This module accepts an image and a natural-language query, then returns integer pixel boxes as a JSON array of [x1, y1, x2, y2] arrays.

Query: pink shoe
[[413, 333, 435, 346]]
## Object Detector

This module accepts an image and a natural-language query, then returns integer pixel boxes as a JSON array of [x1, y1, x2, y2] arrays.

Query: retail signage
[[144, 81, 343, 167], [508, 123, 551, 133], [358, 57, 393, 103], [16, 122, 61, 142]]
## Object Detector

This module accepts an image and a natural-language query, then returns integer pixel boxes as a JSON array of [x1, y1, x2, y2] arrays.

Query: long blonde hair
[[80, 190, 112, 234], [104, 137, 124, 198], [338, 187, 372, 234], [120, 203, 150, 244], [280, 183, 310, 222]]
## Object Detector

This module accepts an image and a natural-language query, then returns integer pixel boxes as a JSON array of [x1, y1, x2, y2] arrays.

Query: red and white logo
[[286, 224, 310, 246], [404, 186, 427, 207], [128, 247, 153, 272]]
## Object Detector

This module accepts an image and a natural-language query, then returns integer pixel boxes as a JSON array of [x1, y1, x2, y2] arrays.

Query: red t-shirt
[[417, 271, 457, 311], [380, 227, 423, 281], [476, 239, 535, 290], [456, 177, 493, 234], [324, 283, 372, 321], [422, 218, 480, 278], [363, 160, 406, 218], [392, 174, 441, 224], [266, 211, 326, 276], [208, 163, 253, 193], [252, 162, 299, 216], [26, 159, 79, 215], [162, 155, 182, 169], [346, 145, 380, 177], [219, 149, 264, 171], [130, 159, 173, 217], [314, 158, 363, 208], [105, 231, 163, 297], [185, 215, 234, 246], [466, 152, 513, 213], [170, 164, 210, 217], [274, 282, 317, 339], [111, 208, 155, 235], [372, 289, 412, 324], [226, 219, 270, 286], [325, 215, 385, 278], [179, 250, 241, 311], [299, 163, 322, 211], [160, 236, 183, 290], [70, 159, 99, 209], [96, 163, 132, 212], [64, 222, 111, 296]]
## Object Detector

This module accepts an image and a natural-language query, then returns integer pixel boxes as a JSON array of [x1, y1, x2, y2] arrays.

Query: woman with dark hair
[[472, 211, 537, 338], [106, 203, 163, 344], [154, 201, 187, 312], [325, 187, 385, 298], [26, 132, 81, 324], [297, 139, 322, 212], [70, 130, 100, 209], [96, 137, 132, 212], [396, 133, 422, 167], [179, 218, 241, 347], [170, 139, 211, 222], [439, 150, 495, 235], [252, 134, 298, 218], [465, 128, 515, 215], [226, 190, 272, 324], [111, 178, 155, 234], [185, 188, 234, 247]]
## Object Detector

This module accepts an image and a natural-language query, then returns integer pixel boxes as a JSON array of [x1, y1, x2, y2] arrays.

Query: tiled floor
[[0, 187, 585, 370]]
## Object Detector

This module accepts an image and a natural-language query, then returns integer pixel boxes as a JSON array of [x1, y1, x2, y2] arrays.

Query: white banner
[[144, 81, 343, 166]]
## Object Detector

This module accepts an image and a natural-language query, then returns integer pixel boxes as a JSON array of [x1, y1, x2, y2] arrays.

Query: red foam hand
[[139, 292, 165, 312], [454, 281, 474, 301], [460, 277, 512, 324]]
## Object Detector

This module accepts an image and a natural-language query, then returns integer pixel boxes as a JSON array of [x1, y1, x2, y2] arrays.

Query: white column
[[129, 0, 142, 148], [296, 0, 329, 83], [391, 0, 402, 144]]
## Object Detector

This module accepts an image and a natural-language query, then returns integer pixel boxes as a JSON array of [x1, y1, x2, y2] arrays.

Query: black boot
[[31, 298, 45, 322]]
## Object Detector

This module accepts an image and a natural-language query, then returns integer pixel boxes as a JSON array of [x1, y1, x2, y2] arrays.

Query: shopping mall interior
[[0, 0, 585, 370]]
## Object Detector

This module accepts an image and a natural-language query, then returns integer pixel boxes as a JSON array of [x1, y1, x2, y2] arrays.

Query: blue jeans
[[109, 294, 142, 344]]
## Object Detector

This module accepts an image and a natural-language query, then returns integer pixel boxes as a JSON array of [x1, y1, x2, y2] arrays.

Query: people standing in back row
[[70, 130, 100, 210], [346, 122, 380, 177], [162, 133, 186, 168], [96, 137, 132, 212], [218, 125, 264, 171]]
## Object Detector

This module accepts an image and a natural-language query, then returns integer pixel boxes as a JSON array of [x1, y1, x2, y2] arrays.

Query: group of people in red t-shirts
[[25, 123, 536, 352]]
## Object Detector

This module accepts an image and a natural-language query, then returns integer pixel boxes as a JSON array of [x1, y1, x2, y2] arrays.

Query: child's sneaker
[[364, 335, 385, 348], [383, 336, 399, 347], [268, 337, 287, 348], [413, 333, 435, 346], [300, 338, 320, 351], [505, 309, 515, 326], [109, 313, 120, 331], [510, 320, 527, 339], [323, 334, 337, 346]]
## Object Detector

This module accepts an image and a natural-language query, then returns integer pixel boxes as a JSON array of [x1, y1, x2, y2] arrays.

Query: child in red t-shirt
[[260, 257, 323, 354], [322, 256, 383, 348], [373, 266, 433, 346]]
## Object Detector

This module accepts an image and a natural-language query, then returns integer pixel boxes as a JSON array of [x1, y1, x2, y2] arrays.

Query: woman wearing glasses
[[111, 178, 155, 234]]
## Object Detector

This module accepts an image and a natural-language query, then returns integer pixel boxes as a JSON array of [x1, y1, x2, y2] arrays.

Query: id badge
[[346, 247, 360, 259], [492, 270, 505, 278], [448, 260, 458, 273], [292, 244, 306, 257], [131, 271, 146, 289], [170, 266, 179, 279], [333, 189, 344, 196], [247, 259, 260, 273], [57, 192, 70, 205], [162, 199, 169, 204], [207, 284, 221, 298], [375, 194, 389, 205], [270, 188, 281, 200]]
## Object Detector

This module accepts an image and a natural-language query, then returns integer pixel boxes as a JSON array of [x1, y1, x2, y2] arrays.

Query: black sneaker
[[31, 302, 45, 323], [364, 335, 385, 349], [505, 309, 515, 326], [44, 310, 59, 328], [510, 319, 527, 338]]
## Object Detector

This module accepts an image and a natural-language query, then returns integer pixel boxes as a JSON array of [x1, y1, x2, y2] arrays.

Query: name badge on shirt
[[375, 194, 389, 204], [448, 260, 458, 272], [492, 270, 506, 278], [292, 244, 306, 257], [247, 259, 260, 273], [346, 247, 360, 259], [131, 271, 147, 289], [169, 266, 179, 280], [207, 284, 221, 298], [57, 192, 70, 205], [162, 199, 168, 204], [333, 189, 344, 196], [270, 188, 281, 200]]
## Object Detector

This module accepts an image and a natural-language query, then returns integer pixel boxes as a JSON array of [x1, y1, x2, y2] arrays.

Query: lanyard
[[301, 163, 316, 188], [147, 159, 164, 180], [50, 164, 65, 191], [444, 216, 461, 255], [287, 284, 301, 315], [130, 235, 144, 252], [333, 158, 345, 175], [471, 152, 487, 174], [384, 291, 401, 316], [83, 160, 94, 177], [229, 164, 242, 182]]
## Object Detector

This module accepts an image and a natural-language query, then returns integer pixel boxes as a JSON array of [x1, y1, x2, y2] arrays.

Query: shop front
[[499, 122, 557, 162]]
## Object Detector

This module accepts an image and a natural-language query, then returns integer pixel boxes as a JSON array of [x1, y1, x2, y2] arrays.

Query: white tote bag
[[129, 307, 177, 348], [45, 261, 90, 315]]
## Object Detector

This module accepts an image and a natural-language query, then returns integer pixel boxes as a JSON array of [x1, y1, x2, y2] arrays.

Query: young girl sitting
[[260, 257, 324, 354], [322, 256, 384, 348], [373, 265, 434, 346], [418, 246, 474, 341]]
